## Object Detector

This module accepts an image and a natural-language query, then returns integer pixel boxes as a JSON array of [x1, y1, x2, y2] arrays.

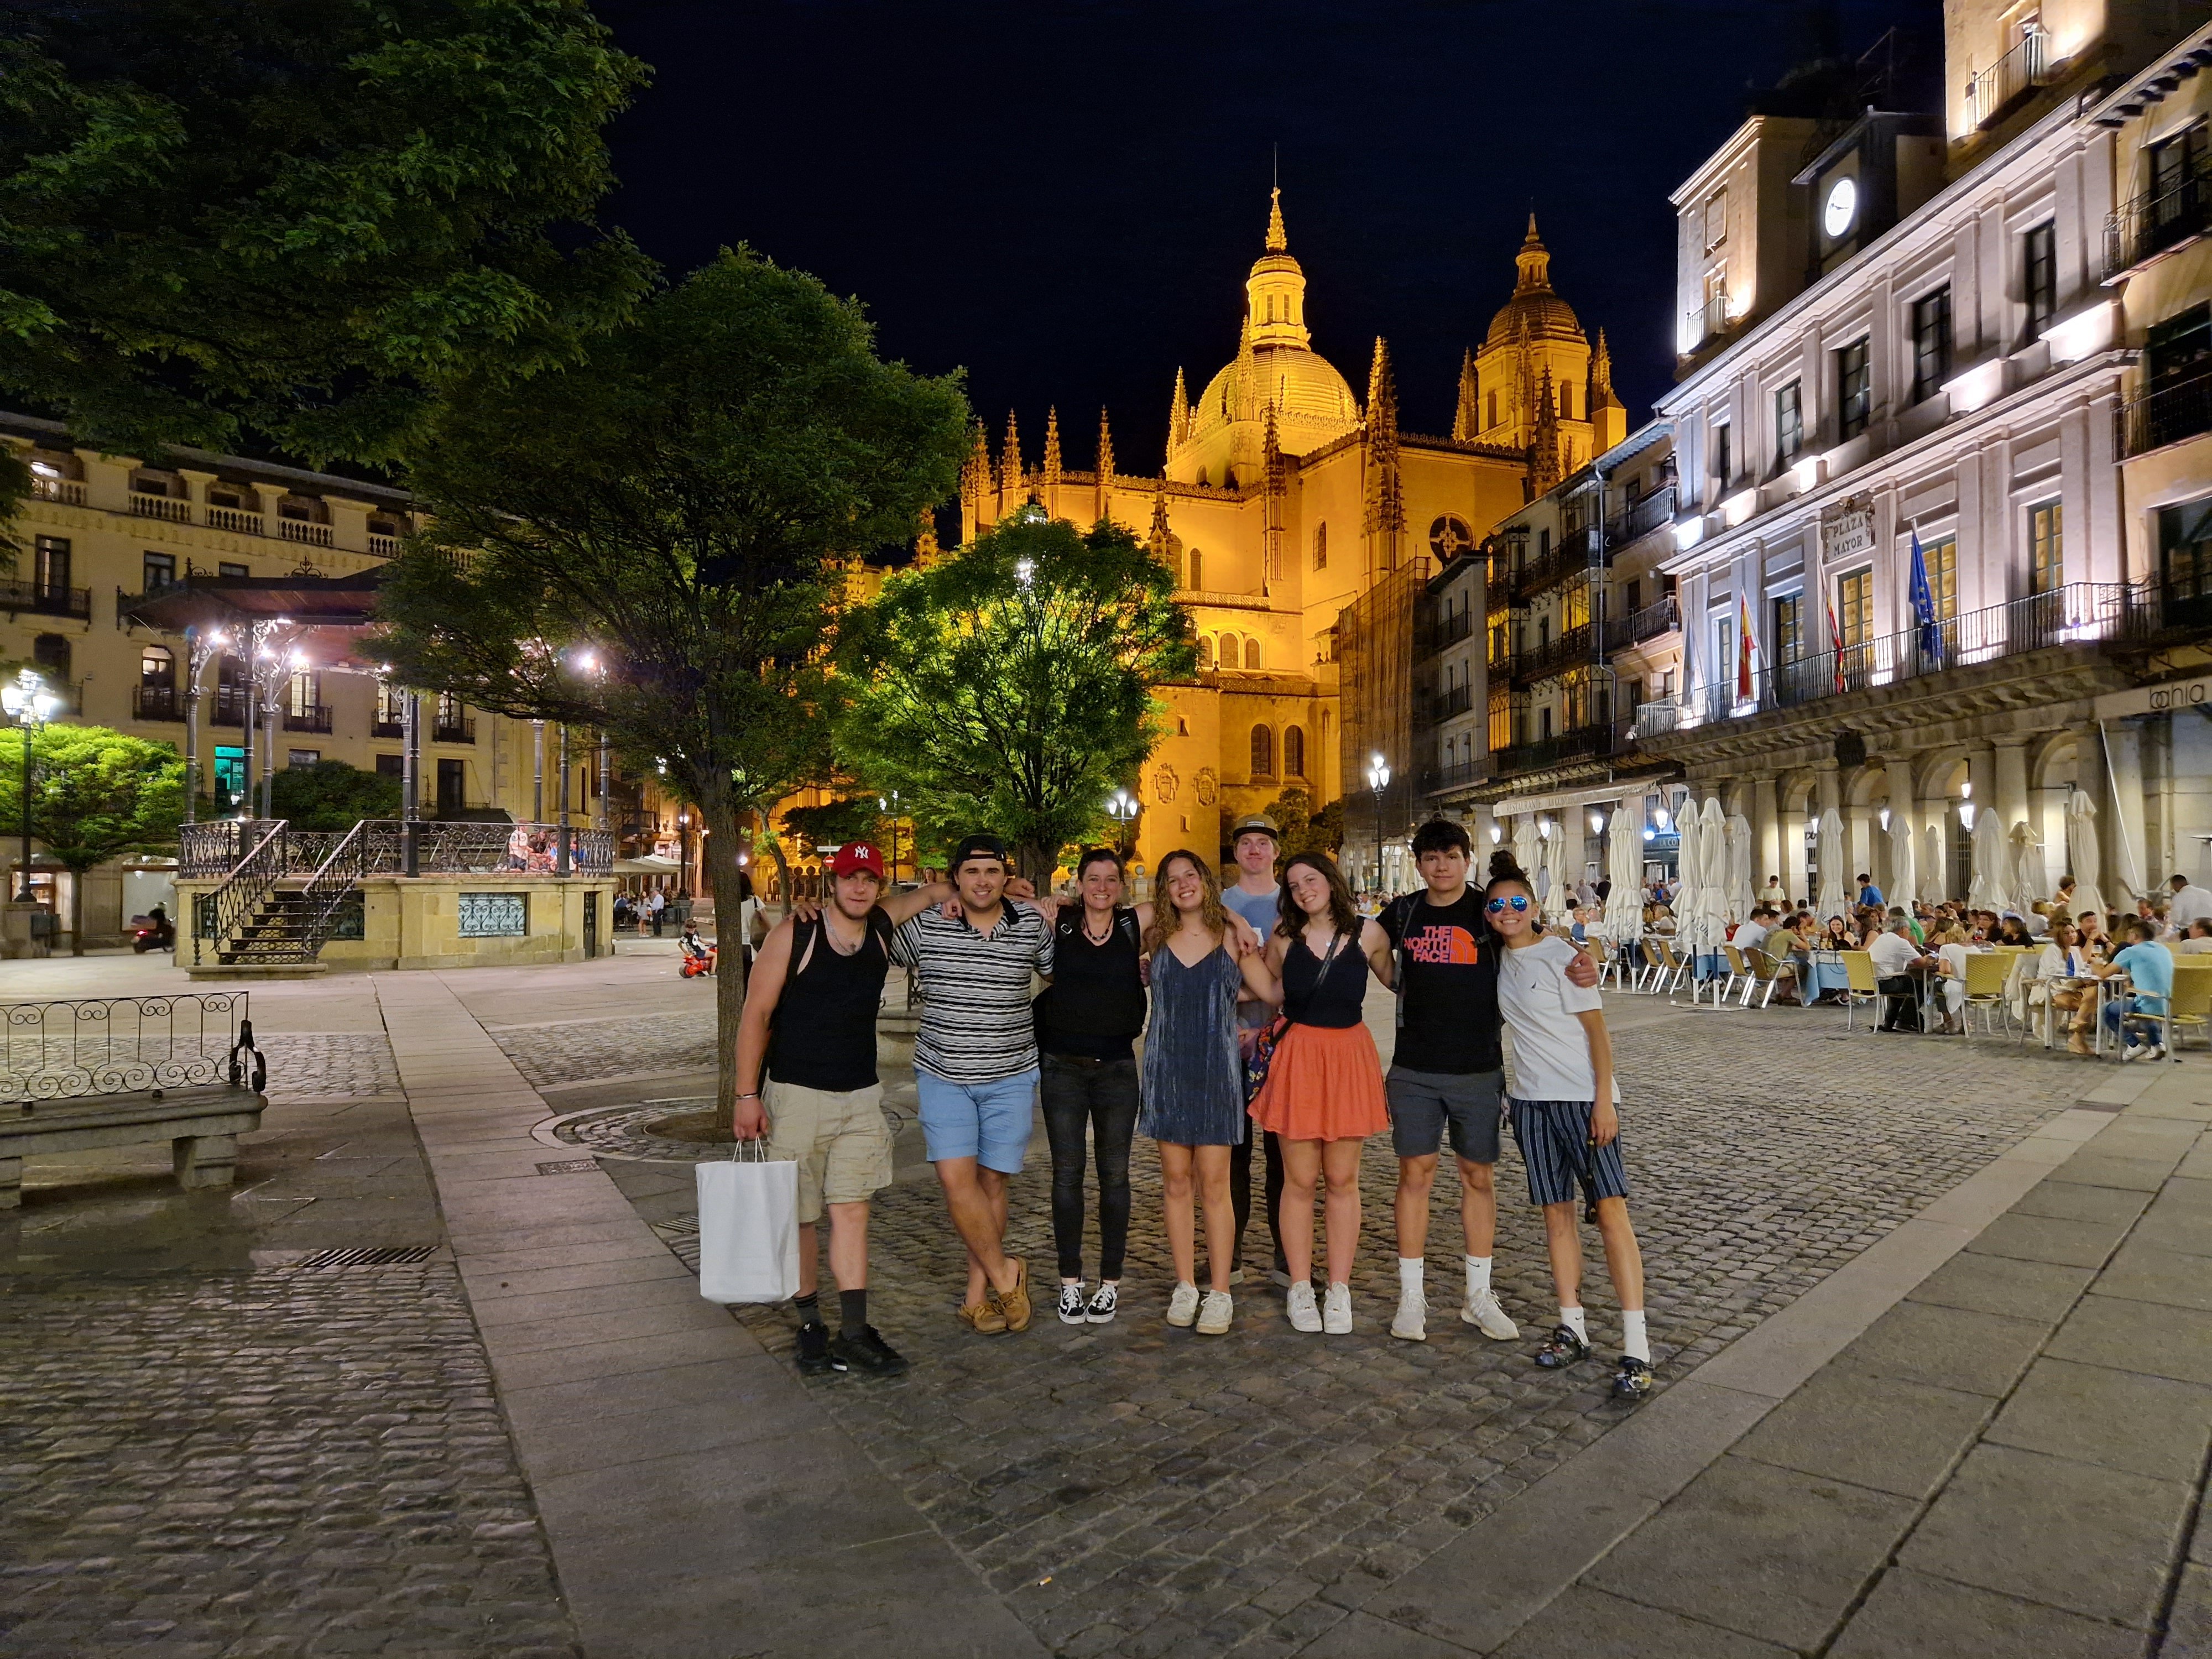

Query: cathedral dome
[[1485, 214, 1586, 348]]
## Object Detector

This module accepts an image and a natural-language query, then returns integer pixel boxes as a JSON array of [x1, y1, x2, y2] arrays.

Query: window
[[1284, 724, 1306, 778], [1911, 287, 1952, 404], [2148, 303, 2211, 388], [218, 561, 249, 578], [33, 536, 69, 596], [1249, 724, 1274, 778], [375, 753, 404, 779], [1626, 578, 1642, 615], [2023, 222, 2057, 340], [2158, 495, 2212, 621], [288, 670, 318, 716], [139, 645, 175, 688], [2030, 500, 2063, 593], [1713, 614, 1734, 685], [1837, 339, 1872, 440], [286, 749, 320, 769], [214, 746, 247, 808], [1188, 549, 1203, 589], [1838, 568, 1874, 646], [1626, 677, 1645, 712], [1538, 707, 1553, 740], [457, 893, 528, 938], [1775, 382, 1804, 465], [1486, 390, 1499, 427], [1712, 422, 1731, 486], [1244, 638, 1261, 670], [2147, 127, 2206, 254], [435, 691, 463, 729], [1772, 593, 1804, 661], [1538, 528, 1551, 558], [1704, 187, 1728, 253], [437, 758, 466, 815], [1921, 534, 1958, 620], [1196, 635, 1213, 669], [1312, 523, 1327, 570], [1538, 616, 1551, 651], [142, 551, 175, 592], [32, 634, 69, 679], [1559, 380, 1574, 421]]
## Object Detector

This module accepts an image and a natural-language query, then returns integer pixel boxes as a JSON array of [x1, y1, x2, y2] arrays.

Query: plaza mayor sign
[[1820, 494, 1876, 564]]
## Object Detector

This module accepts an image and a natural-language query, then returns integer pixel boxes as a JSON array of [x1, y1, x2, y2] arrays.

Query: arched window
[[1250, 724, 1275, 778], [1196, 635, 1213, 669], [1312, 523, 1327, 570], [1245, 638, 1261, 670], [1188, 549, 1203, 589], [1284, 724, 1306, 778], [1487, 390, 1499, 427], [1176, 717, 1189, 736], [139, 644, 175, 688]]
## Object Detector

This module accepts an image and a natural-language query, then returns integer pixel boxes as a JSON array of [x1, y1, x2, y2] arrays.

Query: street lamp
[[1106, 787, 1139, 855], [2, 669, 60, 902], [677, 810, 691, 899], [878, 790, 903, 883], [1365, 752, 1390, 895]]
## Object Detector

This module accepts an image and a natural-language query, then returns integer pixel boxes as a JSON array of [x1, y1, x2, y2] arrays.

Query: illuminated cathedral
[[956, 192, 1625, 874]]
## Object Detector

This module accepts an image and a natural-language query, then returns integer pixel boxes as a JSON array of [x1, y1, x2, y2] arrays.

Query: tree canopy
[[372, 247, 967, 1108], [1261, 787, 1345, 861], [268, 758, 402, 833], [0, 0, 653, 470], [0, 724, 185, 953], [837, 513, 1194, 882]]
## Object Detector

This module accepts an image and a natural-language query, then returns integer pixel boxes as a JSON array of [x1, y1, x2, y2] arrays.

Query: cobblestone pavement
[[257, 1032, 403, 1100], [681, 1009, 2096, 1659], [489, 1011, 714, 1090]]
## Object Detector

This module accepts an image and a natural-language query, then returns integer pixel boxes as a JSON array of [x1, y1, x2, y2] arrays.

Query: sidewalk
[[1335, 1058, 2212, 1658]]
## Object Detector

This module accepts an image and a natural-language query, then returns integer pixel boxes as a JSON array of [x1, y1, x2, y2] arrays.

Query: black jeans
[[1229, 1127, 1287, 1273], [1877, 974, 1922, 1030], [1039, 1052, 1139, 1281]]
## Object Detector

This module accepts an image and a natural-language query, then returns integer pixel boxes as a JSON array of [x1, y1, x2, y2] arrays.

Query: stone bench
[[0, 1086, 268, 1208]]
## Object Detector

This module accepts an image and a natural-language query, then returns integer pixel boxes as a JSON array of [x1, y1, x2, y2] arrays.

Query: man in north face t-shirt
[[1378, 819, 1598, 1344]]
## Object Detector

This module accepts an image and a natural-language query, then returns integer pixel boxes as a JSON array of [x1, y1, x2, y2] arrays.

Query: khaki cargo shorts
[[765, 1079, 894, 1223]]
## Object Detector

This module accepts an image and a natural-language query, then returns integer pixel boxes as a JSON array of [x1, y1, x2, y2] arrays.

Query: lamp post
[[1365, 751, 1390, 896], [677, 810, 691, 899], [1107, 787, 1139, 857], [2, 669, 59, 902], [180, 625, 226, 826], [878, 790, 902, 884]]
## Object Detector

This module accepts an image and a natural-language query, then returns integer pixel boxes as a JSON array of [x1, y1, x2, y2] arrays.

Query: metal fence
[[180, 818, 615, 880], [0, 993, 263, 1102]]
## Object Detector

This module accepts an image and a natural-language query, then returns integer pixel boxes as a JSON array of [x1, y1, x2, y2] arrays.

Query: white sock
[[1397, 1257, 1424, 1296], [1622, 1310, 1650, 1363], [1466, 1255, 1493, 1298], [1559, 1305, 1589, 1343]]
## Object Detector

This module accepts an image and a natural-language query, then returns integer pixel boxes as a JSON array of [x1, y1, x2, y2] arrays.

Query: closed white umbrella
[[2006, 820, 2043, 920], [1679, 797, 1730, 964], [2065, 789, 2107, 923], [1816, 806, 1848, 921], [1603, 809, 1644, 946], [1969, 808, 2008, 912], [1888, 815, 1917, 920], [1512, 816, 1541, 889], [1542, 821, 1573, 922], [1919, 823, 1948, 906], [1723, 812, 1755, 923]]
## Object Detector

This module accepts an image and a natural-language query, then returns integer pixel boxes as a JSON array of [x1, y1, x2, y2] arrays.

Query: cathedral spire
[[1146, 482, 1175, 576], [1000, 410, 1024, 499], [1452, 347, 1479, 442], [1516, 212, 1553, 294], [1265, 185, 1287, 253], [1094, 407, 1115, 527], [1167, 368, 1190, 462], [1363, 337, 1404, 574], [1234, 314, 1256, 423], [960, 420, 990, 533], [1042, 406, 1062, 486], [1261, 401, 1286, 586], [1591, 328, 1621, 409], [1531, 364, 1563, 496], [915, 505, 941, 569]]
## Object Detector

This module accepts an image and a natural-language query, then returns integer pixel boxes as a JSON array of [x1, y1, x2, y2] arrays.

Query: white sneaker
[[1462, 1288, 1520, 1340], [2150, 1044, 2169, 1062], [1390, 1289, 1427, 1342], [1057, 1282, 1087, 1324], [1196, 1290, 1233, 1335], [1322, 1282, 1353, 1334], [1085, 1282, 1118, 1324], [1166, 1281, 1200, 1327], [1286, 1281, 1323, 1332]]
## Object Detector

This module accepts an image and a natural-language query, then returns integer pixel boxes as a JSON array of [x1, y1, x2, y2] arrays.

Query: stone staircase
[[213, 884, 321, 966]]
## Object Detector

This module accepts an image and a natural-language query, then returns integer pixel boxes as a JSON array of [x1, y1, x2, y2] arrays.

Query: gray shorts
[[1386, 1067, 1505, 1162]]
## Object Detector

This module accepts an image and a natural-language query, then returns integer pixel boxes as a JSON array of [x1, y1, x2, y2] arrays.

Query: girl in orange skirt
[[1249, 852, 1394, 1333]]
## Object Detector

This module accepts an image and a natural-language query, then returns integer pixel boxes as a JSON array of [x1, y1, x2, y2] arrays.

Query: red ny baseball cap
[[828, 842, 885, 878]]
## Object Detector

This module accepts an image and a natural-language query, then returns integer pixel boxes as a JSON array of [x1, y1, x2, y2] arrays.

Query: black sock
[[839, 1288, 868, 1339], [794, 1291, 821, 1327]]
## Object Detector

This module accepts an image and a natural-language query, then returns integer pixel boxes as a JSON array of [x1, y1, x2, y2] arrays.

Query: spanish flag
[[1737, 594, 1756, 700]]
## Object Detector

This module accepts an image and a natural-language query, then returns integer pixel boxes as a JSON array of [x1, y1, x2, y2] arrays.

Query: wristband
[[736, 1092, 761, 1102]]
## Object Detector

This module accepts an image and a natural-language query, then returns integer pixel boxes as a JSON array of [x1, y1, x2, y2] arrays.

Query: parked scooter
[[131, 906, 176, 953]]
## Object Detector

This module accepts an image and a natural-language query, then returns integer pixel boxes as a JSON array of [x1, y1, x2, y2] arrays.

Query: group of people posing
[[729, 817, 1654, 1403]]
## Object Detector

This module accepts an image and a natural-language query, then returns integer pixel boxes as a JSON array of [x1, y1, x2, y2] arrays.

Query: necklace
[[1083, 908, 1115, 945]]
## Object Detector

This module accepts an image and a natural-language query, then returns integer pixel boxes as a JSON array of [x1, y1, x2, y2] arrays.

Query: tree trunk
[[68, 864, 84, 956], [1015, 841, 1055, 892], [765, 839, 792, 919], [696, 785, 750, 1123]]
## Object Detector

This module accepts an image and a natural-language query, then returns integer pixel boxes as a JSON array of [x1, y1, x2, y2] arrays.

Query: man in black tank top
[[734, 842, 909, 1378]]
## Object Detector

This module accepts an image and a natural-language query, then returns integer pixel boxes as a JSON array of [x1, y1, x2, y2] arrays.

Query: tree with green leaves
[[1261, 786, 1345, 860], [780, 797, 888, 858], [0, 0, 651, 486], [837, 513, 1196, 884], [268, 759, 402, 833], [372, 248, 967, 1116], [0, 724, 185, 955]]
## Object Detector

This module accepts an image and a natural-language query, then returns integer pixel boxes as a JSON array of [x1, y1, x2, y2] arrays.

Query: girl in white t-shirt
[[1485, 851, 1653, 1402]]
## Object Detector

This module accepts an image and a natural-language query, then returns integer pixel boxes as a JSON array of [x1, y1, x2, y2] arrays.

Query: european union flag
[[1908, 530, 1944, 663]]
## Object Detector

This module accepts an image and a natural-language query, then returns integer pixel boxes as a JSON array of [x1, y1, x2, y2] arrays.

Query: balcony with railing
[[1686, 293, 1732, 350], [133, 684, 186, 723], [208, 685, 248, 727], [1427, 682, 1474, 723], [282, 703, 334, 734], [30, 474, 85, 506], [432, 714, 477, 744], [1605, 485, 1677, 547], [1493, 723, 1618, 777], [1423, 757, 1494, 795], [1653, 581, 2157, 740], [2106, 153, 2211, 278], [1417, 607, 1475, 659], [1512, 538, 1597, 601], [1964, 25, 2050, 131], [279, 516, 334, 547], [2120, 367, 2212, 457], [205, 504, 263, 534], [1602, 596, 1681, 654], [368, 533, 401, 557], [1510, 623, 1597, 685], [130, 491, 191, 524], [371, 717, 405, 739], [0, 581, 91, 621]]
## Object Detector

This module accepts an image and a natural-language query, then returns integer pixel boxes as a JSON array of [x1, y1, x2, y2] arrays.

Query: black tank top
[[765, 910, 893, 1092], [1035, 907, 1146, 1061], [1282, 931, 1370, 1028]]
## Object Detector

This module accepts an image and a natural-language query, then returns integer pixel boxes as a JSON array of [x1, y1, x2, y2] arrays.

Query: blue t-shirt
[[1859, 884, 1885, 906], [2112, 941, 2173, 1014], [1222, 883, 1281, 1030]]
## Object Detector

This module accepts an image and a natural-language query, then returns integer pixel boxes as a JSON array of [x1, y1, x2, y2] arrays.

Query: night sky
[[592, 1, 1940, 472]]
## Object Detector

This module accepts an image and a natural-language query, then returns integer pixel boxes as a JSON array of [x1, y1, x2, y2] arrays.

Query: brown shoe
[[958, 1297, 1007, 1334], [2068, 1036, 2092, 1057], [990, 1255, 1032, 1332]]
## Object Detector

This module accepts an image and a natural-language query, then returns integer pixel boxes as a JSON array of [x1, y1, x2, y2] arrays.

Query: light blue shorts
[[915, 1067, 1039, 1173]]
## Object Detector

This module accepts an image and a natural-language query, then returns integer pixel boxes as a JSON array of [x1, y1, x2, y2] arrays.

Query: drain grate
[[535, 1157, 599, 1175], [291, 1245, 441, 1269]]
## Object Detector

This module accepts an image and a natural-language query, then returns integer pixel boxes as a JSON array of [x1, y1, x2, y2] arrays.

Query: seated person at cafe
[[2182, 918, 2212, 956], [1869, 919, 1939, 1033], [2081, 919, 2175, 1061]]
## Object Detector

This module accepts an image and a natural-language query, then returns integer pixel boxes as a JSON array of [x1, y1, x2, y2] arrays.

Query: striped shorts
[[1508, 1096, 1631, 1209]]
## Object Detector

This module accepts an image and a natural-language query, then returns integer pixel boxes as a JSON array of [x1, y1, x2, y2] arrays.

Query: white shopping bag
[[695, 1140, 800, 1303]]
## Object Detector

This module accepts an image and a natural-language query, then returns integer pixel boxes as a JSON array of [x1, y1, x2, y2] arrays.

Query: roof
[[119, 571, 385, 633], [0, 410, 414, 507]]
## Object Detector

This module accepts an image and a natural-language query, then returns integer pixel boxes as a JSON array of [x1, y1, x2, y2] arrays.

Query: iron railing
[[133, 684, 186, 722], [1602, 596, 1681, 653], [294, 820, 372, 961], [1493, 724, 1618, 775], [1512, 538, 1597, 600], [0, 993, 263, 1102], [1965, 25, 2049, 131], [2120, 367, 2212, 457], [193, 820, 290, 966], [1423, 757, 1494, 794], [184, 817, 615, 881], [2107, 152, 2212, 278], [281, 703, 334, 733], [0, 581, 91, 620], [1512, 623, 1598, 685], [431, 715, 476, 743]]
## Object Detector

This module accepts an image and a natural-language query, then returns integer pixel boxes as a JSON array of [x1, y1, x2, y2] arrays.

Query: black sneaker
[[1535, 1324, 1592, 1369], [1612, 1355, 1655, 1401], [827, 1326, 910, 1378], [795, 1321, 839, 1376]]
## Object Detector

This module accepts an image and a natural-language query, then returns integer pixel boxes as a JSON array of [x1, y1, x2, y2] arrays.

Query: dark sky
[[591, 1, 1940, 472]]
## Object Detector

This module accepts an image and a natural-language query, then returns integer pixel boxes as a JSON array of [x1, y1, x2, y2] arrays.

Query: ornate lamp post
[[1365, 752, 1391, 895], [878, 790, 902, 884], [2, 669, 59, 901], [180, 625, 226, 825], [1107, 787, 1139, 857]]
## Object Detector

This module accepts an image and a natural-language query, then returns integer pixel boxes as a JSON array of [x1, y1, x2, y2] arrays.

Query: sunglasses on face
[[1486, 895, 1531, 914]]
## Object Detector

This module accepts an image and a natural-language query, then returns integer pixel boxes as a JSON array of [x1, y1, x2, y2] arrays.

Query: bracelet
[[736, 1092, 761, 1102]]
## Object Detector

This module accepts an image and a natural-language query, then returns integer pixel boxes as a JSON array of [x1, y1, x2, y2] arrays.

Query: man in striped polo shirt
[[892, 832, 1053, 1334]]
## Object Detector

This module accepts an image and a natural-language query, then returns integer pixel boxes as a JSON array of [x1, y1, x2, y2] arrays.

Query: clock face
[[1823, 175, 1858, 239]]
